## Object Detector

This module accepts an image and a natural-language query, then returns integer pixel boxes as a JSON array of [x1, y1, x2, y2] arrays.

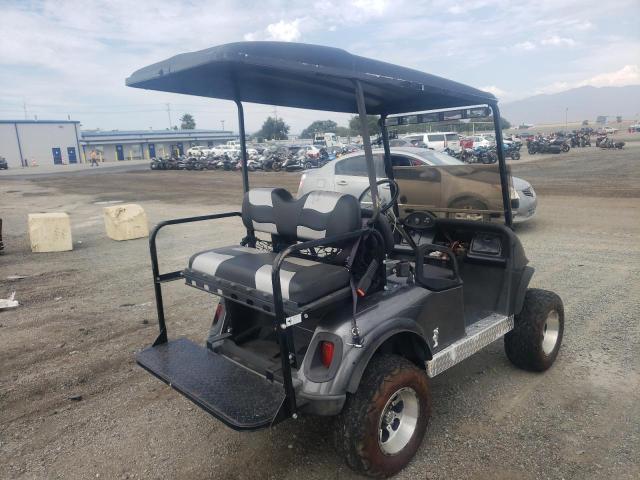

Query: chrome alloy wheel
[[378, 387, 419, 455], [542, 310, 560, 355]]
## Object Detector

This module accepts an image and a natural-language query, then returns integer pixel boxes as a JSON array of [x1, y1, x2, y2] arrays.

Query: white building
[[0, 121, 238, 168], [0, 120, 82, 168], [80, 129, 238, 162]]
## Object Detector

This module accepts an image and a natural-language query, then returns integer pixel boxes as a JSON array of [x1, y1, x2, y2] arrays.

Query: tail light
[[320, 341, 335, 368], [213, 302, 225, 325]]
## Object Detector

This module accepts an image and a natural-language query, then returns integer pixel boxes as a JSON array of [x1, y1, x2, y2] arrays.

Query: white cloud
[[535, 65, 640, 94], [579, 64, 640, 87], [541, 35, 577, 47], [352, 0, 388, 15], [266, 19, 303, 42], [481, 85, 507, 98], [513, 41, 536, 51]]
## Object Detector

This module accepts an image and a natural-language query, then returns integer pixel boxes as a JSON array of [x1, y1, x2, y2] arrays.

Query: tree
[[348, 115, 381, 136], [500, 117, 511, 130], [335, 126, 351, 137], [180, 113, 196, 129], [582, 120, 589, 126], [300, 120, 338, 139], [256, 116, 289, 140]]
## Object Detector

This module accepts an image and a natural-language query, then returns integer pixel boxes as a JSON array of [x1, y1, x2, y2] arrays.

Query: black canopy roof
[[126, 42, 495, 115]]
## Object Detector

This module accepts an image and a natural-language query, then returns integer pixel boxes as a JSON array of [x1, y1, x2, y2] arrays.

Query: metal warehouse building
[[0, 120, 82, 168], [80, 129, 238, 162]]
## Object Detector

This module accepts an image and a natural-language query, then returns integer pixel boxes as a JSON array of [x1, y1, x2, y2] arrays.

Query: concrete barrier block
[[103, 204, 149, 241], [28, 212, 73, 252]]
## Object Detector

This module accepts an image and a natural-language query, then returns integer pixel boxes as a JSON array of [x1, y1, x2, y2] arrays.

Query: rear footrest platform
[[137, 338, 286, 430]]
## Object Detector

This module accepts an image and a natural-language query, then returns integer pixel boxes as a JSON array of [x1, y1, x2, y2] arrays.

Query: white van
[[401, 132, 460, 151]]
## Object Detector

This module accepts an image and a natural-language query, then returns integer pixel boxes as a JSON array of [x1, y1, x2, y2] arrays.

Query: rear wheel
[[335, 355, 431, 478], [505, 288, 564, 371], [511, 151, 521, 160]]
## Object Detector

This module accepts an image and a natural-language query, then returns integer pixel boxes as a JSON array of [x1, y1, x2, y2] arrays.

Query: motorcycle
[[598, 137, 625, 149], [473, 146, 498, 164], [150, 157, 167, 170], [503, 142, 521, 160]]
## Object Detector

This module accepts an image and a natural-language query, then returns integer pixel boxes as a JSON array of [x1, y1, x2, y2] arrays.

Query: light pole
[[221, 120, 225, 131], [565, 107, 568, 132]]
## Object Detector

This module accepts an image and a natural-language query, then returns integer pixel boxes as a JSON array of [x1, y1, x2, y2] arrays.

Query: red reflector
[[320, 341, 335, 368], [356, 288, 366, 297], [213, 302, 225, 324]]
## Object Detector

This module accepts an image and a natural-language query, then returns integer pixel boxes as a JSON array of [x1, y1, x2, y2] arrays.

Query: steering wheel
[[358, 179, 399, 214]]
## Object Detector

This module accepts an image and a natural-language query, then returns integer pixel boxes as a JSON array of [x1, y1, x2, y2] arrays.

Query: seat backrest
[[242, 188, 361, 241]]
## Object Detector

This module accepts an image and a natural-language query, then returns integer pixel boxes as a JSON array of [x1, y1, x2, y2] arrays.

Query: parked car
[[298, 146, 536, 223], [467, 134, 496, 148], [0, 156, 8, 169], [401, 132, 460, 151], [186, 146, 210, 156]]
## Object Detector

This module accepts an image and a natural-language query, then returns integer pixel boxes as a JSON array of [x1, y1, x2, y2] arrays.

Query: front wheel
[[505, 288, 564, 371], [335, 355, 431, 478], [562, 144, 570, 153], [511, 151, 521, 160]]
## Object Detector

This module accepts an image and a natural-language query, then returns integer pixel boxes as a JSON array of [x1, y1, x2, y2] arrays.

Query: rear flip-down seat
[[183, 188, 361, 311]]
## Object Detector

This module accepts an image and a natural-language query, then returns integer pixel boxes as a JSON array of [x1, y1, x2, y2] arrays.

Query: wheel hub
[[542, 310, 560, 355], [378, 387, 419, 455]]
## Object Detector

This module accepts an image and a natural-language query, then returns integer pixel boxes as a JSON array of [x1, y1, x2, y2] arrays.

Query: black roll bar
[[235, 100, 250, 194], [148, 212, 242, 346], [354, 80, 379, 221], [490, 103, 514, 228], [270, 227, 371, 417]]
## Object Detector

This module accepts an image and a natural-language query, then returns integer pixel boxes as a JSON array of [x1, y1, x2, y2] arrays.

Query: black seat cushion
[[186, 246, 349, 305]]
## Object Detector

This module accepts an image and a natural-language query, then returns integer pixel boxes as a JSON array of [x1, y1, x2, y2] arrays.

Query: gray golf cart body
[[127, 42, 530, 429]]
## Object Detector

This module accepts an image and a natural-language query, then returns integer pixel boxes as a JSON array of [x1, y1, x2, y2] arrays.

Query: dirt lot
[[1, 143, 639, 479]]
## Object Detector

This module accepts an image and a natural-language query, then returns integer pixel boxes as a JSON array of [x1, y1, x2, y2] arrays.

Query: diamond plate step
[[426, 314, 514, 377]]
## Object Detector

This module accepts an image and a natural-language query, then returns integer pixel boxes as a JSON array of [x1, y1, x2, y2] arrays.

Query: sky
[[0, 0, 639, 133]]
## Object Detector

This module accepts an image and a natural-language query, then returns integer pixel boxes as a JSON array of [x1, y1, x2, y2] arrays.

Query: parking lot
[[1, 142, 639, 479]]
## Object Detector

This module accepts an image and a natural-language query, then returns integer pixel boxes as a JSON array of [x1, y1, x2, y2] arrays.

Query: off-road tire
[[505, 288, 564, 371], [335, 355, 431, 478]]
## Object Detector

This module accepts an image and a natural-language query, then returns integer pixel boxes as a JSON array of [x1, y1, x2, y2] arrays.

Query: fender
[[346, 318, 432, 393], [514, 265, 534, 314]]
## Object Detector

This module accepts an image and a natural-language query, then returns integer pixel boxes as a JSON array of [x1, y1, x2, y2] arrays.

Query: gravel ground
[[0, 143, 639, 479]]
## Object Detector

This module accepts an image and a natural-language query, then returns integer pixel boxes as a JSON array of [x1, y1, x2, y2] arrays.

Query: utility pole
[[221, 120, 225, 131], [565, 107, 568, 131], [166, 103, 172, 129], [23, 99, 27, 120]]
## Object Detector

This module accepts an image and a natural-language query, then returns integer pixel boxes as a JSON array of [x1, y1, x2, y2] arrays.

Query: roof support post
[[379, 115, 394, 180], [353, 80, 379, 218], [490, 103, 513, 228], [235, 100, 250, 193]]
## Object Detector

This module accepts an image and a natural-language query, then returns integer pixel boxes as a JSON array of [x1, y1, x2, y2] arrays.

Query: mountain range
[[500, 85, 640, 126]]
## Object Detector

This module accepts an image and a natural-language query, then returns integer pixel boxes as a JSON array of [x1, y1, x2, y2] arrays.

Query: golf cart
[[127, 42, 564, 477]]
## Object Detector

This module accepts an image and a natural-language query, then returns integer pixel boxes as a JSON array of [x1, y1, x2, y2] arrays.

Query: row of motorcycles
[[445, 142, 522, 164], [527, 130, 624, 154], [150, 145, 359, 172]]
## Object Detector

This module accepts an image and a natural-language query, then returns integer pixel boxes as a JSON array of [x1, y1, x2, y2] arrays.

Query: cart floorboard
[[136, 338, 285, 430]]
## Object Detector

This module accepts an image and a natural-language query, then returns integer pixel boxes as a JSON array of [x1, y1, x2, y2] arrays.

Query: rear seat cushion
[[188, 246, 349, 305], [242, 188, 360, 240]]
